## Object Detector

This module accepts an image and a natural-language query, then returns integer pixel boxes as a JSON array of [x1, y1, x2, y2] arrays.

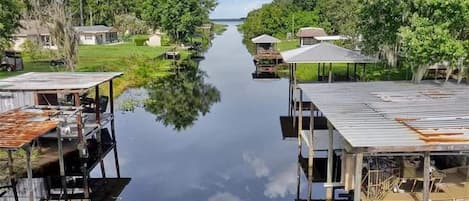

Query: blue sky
[[211, 0, 272, 18]]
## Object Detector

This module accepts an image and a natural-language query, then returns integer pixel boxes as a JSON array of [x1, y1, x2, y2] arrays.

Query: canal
[[102, 22, 325, 200]]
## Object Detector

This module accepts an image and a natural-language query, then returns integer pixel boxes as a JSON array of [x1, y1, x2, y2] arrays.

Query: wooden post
[[74, 93, 90, 199], [326, 120, 334, 200], [95, 85, 106, 179], [289, 64, 293, 116], [362, 63, 367, 81], [292, 64, 297, 127], [354, 63, 357, 81], [56, 119, 68, 200], [321, 63, 326, 80], [110, 80, 121, 178], [354, 153, 363, 201], [423, 152, 430, 201], [25, 145, 33, 201], [296, 100, 304, 200], [317, 63, 321, 81], [307, 100, 315, 201], [328, 63, 333, 83], [7, 150, 19, 201], [347, 63, 350, 81]]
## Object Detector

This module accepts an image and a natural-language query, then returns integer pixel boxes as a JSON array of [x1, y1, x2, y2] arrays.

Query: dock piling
[[326, 120, 334, 200], [354, 153, 363, 201]]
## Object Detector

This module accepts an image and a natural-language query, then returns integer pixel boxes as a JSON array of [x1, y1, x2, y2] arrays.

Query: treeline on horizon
[[239, 0, 469, 83]]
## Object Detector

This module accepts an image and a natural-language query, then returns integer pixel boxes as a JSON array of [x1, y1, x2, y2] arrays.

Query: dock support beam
[[423, 152, 431, 201], [74, 93, 90, 199], [7, 150, 19, 201], [110, 80, 121, 178], [95, 85, 107, 179], [326, 120, 334, 200], [354, 153, 363, 201], [307, 99, 315, 201], [25, 145, 33, 201], [57, 120, 68, 200], [296, 99, 304, 200]]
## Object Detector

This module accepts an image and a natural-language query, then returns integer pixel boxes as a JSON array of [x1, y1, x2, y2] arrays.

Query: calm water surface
[[100, 22, 325, 201]]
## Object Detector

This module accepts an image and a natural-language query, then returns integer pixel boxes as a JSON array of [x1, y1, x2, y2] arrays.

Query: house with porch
[[74, 25, 119, 45]]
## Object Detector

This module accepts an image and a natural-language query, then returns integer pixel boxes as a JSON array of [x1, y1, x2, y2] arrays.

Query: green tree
[[0, 0, 23, 51], [400, 16, 466, 83], [143, 0, 217, 42], [293, 0, 316, 10], [359, 0, 469, 70]]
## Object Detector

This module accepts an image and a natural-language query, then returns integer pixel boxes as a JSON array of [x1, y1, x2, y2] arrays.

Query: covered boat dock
[[0, 72, 125, 201], [296, 81, 469, 201]]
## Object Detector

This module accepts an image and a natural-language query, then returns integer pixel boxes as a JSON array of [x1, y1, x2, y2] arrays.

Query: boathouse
[[0, 72, 128, 201], [251, 34, 283, 76], [295, 81, 469, 201]]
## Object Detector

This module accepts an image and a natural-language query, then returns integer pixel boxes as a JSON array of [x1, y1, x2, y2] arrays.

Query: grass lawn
[[0, 42, 174, 96], [277, 39, 299, 51], [78, 43, 169, 71]]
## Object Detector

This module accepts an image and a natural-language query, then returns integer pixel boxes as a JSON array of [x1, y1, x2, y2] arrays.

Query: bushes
[[134, 36, 149, 46], [161, 35, 171, 46], [21, 39, 55, 60]]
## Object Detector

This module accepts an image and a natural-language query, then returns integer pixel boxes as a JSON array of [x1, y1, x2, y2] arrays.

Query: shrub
[[134, 36, 149, 46], [161, 35, 171, 46]]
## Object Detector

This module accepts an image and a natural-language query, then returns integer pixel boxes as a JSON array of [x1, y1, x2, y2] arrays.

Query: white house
[[297, 27, 328, 47], [12, 20, 57, 51], [74, 25, 118, 45]]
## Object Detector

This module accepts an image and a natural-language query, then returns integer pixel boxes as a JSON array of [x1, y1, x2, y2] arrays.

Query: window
[[84, 34, 93, 40]]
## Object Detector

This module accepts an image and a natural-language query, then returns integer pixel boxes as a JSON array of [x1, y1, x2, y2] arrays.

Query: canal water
[[104, 22, 325, 201]]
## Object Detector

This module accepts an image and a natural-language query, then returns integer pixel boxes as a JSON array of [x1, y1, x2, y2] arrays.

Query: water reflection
[[144, 61, 221, 131]]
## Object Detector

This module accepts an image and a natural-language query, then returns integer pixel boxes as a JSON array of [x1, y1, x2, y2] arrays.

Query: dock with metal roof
[[294, 81, 469, 201], [0, 72, 124, 201]]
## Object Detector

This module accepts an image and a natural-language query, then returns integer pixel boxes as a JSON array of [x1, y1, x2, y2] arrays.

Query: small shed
[[251, 34, 281, 54], [147, 34, 162, 47], [74, 25, 118, 45], [296, 27, 328, 46]]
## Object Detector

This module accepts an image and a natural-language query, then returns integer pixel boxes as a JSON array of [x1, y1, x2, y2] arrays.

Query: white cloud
[[264, 164, 298, 199], [242, 152, 270, 178], [208, 192, 243, 201]]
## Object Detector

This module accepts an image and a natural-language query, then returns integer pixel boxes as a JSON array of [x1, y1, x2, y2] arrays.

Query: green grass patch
[[277, 39, 299, 51]]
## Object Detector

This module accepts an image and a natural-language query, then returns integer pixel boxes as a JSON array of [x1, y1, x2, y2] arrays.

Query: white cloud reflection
[[242, 152, 270, 178], [264, 164, 298, 199], [208, 192, 243, 201]]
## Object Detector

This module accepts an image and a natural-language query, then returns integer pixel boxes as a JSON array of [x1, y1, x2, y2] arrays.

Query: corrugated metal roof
[[0, 108, 58, 149], [281, 42, 377, 64], [0, 72, 123, 91], [251, 34, 281, 44], [298, 81, 469, 153]]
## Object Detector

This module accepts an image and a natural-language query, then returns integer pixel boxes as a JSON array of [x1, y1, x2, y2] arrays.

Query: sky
[[210, 0, 272, 18]]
